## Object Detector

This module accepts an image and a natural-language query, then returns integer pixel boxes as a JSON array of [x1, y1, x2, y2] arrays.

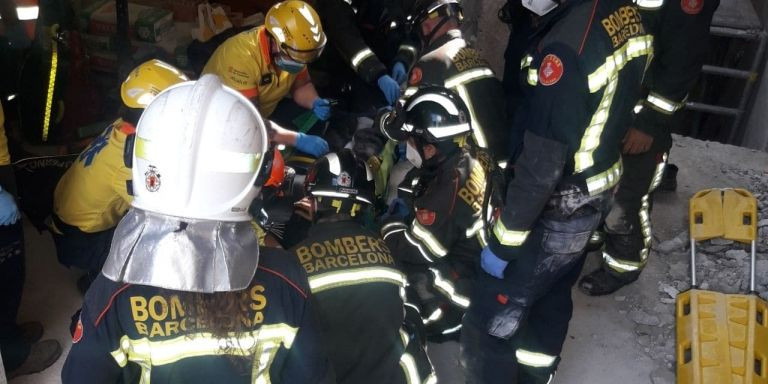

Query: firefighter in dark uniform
[[61, 75, 333, 384], [377, 87, 489, 342], [314, 0, 418, 107], [405, 0, 510, 162], [579, 0, 719, 295], [460, 0, 651, 382], [290, 149, 435, 383]]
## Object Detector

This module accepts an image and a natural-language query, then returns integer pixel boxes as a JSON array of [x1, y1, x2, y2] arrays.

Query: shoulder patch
[[416, 208, 436, 226], [409, 67, 423, 85], [72, 315, 84, 343], [539, 54, 564, 86], [681, 0, 702, 14]]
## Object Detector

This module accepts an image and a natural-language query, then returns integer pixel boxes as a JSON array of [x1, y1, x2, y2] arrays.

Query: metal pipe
[[685, 101, 741, 116], [690, 238, 697, 288], [729, 31, 768, 144], [751, 240, 756, 292], [710, 26, 764, 40], [701, 65, 753, 80]]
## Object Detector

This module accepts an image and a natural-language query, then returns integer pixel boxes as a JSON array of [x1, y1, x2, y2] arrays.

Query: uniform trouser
[[0, 221, 28, 371], [52, 215, 114, 278], [600, 150, 668, 280], [461, 188, 612, 383]]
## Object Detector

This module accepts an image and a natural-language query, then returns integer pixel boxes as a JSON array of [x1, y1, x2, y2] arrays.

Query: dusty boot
[[7, 339, 62, 379], [584, 230, 605, 252], [578, 269, 637, 296], [18, 322, 44, 344]]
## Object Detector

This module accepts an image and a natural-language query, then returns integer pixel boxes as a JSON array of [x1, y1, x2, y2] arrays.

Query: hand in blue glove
[[0, 189, 20, 226], [295, 132, 330, 157], [481, 246, 508, 279], [312, 98, 331, 121], [391, 62, 408, 85], [377, 74, 401, 105]]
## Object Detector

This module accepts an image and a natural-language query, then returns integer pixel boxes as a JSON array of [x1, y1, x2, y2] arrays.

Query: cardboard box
[[134, 6, 174, 42], [80, 33, 115, 52], [88, 2, 174, 42]]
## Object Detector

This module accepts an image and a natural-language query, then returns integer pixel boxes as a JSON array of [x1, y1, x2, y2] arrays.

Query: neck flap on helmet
[[102, 208, 260, 293]]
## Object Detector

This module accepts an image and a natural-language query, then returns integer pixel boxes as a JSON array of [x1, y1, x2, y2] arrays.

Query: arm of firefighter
[[489, 45, 585, 260], [393, 32, 421, 72], [0, 105, 15, 195], [382, 191, 458, 264], [278, 292, 336, 383], [318, 0, 388, 84], [634, 0, 718, 137], [61, 302, 122, 383]]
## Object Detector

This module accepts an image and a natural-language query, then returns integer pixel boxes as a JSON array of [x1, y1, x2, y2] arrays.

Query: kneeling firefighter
[[290, 149, 435, 384], [61, 74, 334, 383], [379, 86, 490, 341]]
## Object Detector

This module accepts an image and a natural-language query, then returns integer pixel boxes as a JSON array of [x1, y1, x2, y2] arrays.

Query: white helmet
[[131, 74, 269, 221]]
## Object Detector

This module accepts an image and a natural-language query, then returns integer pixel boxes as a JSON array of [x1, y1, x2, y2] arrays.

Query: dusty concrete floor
[[6, 135, 768, 383]]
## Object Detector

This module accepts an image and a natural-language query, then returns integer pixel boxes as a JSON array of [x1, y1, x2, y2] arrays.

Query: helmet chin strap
[[420, 16, 451, 47]]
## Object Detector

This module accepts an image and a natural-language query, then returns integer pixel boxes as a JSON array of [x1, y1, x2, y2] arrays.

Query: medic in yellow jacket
[[52, 119, 133, 233], [51, 60, 188, 288], [202, 0, 331, 157]]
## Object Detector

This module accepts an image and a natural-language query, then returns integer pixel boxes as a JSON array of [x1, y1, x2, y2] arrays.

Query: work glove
[[312, 98, 332, 121], [295, 132, 330, 157], [481, 246, 508, 279], [382, 197, 410, 222], [377, 74, 401, 105], [391, 62, 408, 85], [0, 188, 21, 226]]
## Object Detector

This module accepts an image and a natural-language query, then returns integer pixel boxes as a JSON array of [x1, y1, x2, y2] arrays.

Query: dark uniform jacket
[[407, 29, 510, 162], [290, 220, 434, 384], [490, 0, 651, 260], [316, 0, 418, 85], [61, 247, 333, 384], [382, 150, 488, 336], [633, 0, 719, 148]]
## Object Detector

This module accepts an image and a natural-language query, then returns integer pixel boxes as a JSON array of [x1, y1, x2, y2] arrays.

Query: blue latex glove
[[0, 189, 20, 226], [377, 75, 401, 105], [312, 98, 331, 121], [481, 246, 508, 279], [391, 62, 408, 85], [295, 132, 329, 157]]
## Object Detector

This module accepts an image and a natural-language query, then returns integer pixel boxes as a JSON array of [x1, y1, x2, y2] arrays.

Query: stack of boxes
[[77, 0, 199, 72]]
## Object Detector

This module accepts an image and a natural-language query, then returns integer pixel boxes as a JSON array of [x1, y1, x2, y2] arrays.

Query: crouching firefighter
[[290, 149, 435, 384], [379, 86, 489, 342], [61, 74, 334, 384], [460, 0, 651, 382]]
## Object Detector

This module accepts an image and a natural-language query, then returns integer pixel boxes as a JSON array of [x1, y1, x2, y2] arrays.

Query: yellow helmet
[[265, 1, 326, 64], [121, 59, 189, 109]]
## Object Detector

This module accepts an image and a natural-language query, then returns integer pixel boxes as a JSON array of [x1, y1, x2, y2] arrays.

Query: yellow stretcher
[[677, 189, 768, 384]]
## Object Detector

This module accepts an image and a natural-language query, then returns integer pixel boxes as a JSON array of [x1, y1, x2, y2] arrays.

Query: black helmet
[[305, 150, 375, 217], [408, 0, 463, 28], [381, 86, 472, 144]]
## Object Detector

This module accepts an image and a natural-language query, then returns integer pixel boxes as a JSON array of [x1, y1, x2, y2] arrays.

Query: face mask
[[406, 141, 423, 168], [274, 55, 305, 74], [521, 0, 559, 16]]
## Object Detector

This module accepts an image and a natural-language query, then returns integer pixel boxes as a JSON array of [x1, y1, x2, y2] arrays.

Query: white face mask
[[406, 141, 423, 168], [521, 0, 559, 16]]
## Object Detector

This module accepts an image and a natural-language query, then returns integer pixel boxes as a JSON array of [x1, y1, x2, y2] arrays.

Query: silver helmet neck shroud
[[102, 208, 260, 293]]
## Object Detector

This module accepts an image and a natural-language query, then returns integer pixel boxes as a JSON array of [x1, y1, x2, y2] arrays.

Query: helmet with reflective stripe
[[131, 74, 269, 221], [305, 149, 375, 215], [408, 0, 463, 27], [121, 59, 189, 109], [265, 0, 327, 64], [384, 86, 471, 144]]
